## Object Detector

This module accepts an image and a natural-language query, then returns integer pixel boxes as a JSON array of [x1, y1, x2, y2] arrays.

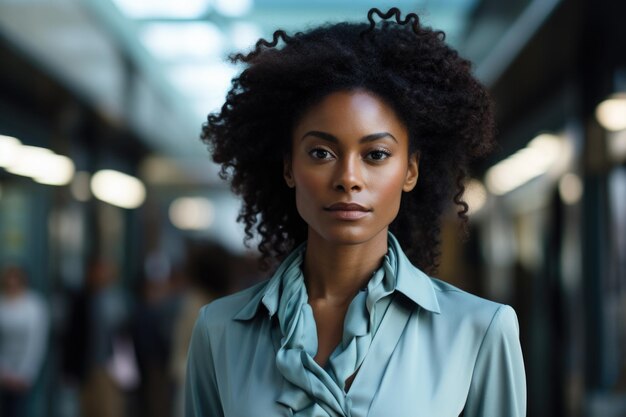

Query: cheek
[[374, 168, 408, 212], [293, 166, 326, 198], [292, 166, 326, 221]]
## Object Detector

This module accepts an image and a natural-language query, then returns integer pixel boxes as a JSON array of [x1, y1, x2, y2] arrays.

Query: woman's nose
[[332, 155, 363, 192]]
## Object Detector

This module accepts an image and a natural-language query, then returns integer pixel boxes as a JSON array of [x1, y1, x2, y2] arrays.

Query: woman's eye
[[309, 148, 333, 160], [368, 150, 391, 161]]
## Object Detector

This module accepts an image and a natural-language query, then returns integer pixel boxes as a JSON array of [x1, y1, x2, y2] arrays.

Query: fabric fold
[[272, 231, 404, 416]]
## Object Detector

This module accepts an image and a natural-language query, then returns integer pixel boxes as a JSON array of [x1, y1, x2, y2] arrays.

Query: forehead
[[292, 89, 408, 142]]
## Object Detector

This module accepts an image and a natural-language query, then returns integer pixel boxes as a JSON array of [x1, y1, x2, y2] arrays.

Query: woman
[[185, 7, 526, 417], [0, 265, 49, 417]]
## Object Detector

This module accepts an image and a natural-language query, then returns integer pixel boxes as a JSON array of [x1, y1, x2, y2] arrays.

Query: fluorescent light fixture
[[215, 0, 253, 17], [559, 173, 583, 205], [169, 197, 215, 230], [229, 22, 263, 50], [168, 62, 238, 98], [32, 154, 75, 186], [596, 93, 626, 131], [528, 133, 562, 159], [486, 133, 563, 195], [140, 156, 190, 185], [6, 145, 53, 176], [0, 135, 23, 168], [464, 178, 487, 215], [111, 0, 212, 19], [91, 169, 146, 209], [140, 22, 224, 60], [5, 145, 54, 177], [4, 143, 75, 186]]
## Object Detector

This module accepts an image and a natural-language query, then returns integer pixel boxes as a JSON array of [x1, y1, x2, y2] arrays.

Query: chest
[[211, 309, 480, 417], [0, 300, 35, 335], [309, 301, 351, 369], [0, 300, 37, 356]]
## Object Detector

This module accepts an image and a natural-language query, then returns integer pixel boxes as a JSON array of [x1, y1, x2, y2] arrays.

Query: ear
[[283, 156, 295, 188], [402, 151, 419, 192]]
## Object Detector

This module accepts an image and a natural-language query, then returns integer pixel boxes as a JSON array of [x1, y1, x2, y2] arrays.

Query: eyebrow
[[300, 130, 398, 144]]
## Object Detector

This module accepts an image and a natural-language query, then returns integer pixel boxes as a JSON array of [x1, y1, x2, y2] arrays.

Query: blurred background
[[0, 0, 625, 416]]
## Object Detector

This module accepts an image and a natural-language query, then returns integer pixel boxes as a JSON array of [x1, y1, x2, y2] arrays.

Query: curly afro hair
[[201, 8, 495, 275]]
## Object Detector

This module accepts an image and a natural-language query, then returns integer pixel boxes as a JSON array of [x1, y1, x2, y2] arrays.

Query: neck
[[303, 228, 388, 306]]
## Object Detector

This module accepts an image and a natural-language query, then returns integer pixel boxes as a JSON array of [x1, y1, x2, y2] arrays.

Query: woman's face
[[284, 89, 419, 245]]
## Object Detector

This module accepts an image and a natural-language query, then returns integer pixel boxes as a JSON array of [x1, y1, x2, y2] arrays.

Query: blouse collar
[[234, 231, 441, 322]]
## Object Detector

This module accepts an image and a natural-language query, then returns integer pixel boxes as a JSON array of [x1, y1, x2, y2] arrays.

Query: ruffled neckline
[[271, 231, 402, 416]]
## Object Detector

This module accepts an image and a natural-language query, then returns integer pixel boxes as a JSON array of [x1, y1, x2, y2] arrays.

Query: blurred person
[[61, 257, 131, 417], [170, 242, 231, 417], [0, 264, 49, 417], [185, 7, 526, 417], [132, 264, 181, 417]]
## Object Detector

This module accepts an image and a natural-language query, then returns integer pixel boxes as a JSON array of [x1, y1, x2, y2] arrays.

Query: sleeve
[[16, 295, 50, 383], [463, 304, 527, 417], [184, 305, 224, 417]]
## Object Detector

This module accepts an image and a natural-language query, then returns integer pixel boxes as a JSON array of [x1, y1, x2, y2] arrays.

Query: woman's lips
[[324, 202, 371, 220]]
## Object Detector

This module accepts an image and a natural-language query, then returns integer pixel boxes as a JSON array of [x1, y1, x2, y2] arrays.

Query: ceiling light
[[215, 0, 253, 17], [140, 22, 224, 60], [559, 173, 583, 205], [528, 133, 562, 158], [229, 22, 263, 50], [464, 178, 487, 215], [32, 154, 75, 186], [91, 169, 146, 209], [0, 135, 23, 168], [596, 93, 626, 131], [111, 0, 212, 19], [5, 145, 53, 176], [168, 62, 239, 98], [486, 133, 563, 195], [4, 144, 75, 186], [169, 197, 215, 230]]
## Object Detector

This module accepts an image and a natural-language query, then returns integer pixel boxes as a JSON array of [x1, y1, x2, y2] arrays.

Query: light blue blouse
[[185, 232, 526, 417]]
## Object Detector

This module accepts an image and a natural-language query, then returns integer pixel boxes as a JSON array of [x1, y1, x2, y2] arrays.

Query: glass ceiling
[[111, 0, 481, 121]]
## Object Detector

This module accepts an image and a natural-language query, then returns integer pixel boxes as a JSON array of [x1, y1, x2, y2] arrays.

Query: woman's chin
[[308, 225, 387, 247]]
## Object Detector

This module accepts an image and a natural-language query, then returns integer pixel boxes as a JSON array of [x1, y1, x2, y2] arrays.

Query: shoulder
[[428, 277, 519, 339], [195, 280, 270, 330], [22, 291, 47, 312], [430, 277, 501, 313], [25, 290, 46, 305]]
